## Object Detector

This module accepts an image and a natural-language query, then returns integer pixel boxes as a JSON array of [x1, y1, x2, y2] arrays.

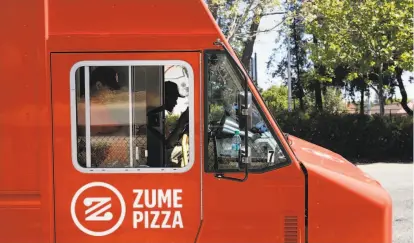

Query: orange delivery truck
[[0, 0, 392, 243]]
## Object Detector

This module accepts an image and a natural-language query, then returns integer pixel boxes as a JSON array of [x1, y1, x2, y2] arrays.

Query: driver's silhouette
[[147, 81, 189, 149], [164, 81, 189, 148]]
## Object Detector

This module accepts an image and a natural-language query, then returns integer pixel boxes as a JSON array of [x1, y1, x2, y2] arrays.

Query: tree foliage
[[303, 86, 348, 114], [206, 0, 413, 116], [302, 0, 414, 116], [260, 84, 347, 114], [261, 85, 289, 112]]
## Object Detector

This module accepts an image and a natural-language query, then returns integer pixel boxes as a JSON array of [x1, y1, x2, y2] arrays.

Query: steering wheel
[[180, 132, 190, 167], [168, 122, 190, 168]]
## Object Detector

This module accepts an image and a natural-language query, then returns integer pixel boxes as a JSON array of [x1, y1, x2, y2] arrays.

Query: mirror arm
[[214, 147, 251, 183], [214, 164, 249, 182]]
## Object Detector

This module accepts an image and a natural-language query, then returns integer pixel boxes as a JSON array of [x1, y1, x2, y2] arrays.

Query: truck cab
[[0, 0, 392, 243]]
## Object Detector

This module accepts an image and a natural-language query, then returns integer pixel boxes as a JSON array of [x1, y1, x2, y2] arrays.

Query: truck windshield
[[205, 51, 289, 172]]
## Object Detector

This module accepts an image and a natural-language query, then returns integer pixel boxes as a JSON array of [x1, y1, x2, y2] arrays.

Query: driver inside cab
[[164, 81, 189, 148], [147, 81, 189, 167]]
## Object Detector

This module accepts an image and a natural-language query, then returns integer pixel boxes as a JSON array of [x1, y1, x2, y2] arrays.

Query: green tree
[[320, 87, 348, 114], [303, 86, 347, 114], [261, 85, 289, 112], [302, 0, 413, 116]]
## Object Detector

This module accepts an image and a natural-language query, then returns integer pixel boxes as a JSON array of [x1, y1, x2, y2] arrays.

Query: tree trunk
[[293, 16, 305, 112], [360, 86, 365, 115], [298, 91, 305, 111], [206, 0, 219, 20], [226, 0, 255, 43], [314, 81, 323, 111], [312, 36, 323, 112], [396, 66, 413, 116], [241, 5, 262, 86], [378, 63, 385, 116]]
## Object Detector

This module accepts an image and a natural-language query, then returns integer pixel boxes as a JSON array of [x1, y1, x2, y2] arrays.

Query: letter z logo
[[71, 182, 126, 237], [84, 197, 113, 221]]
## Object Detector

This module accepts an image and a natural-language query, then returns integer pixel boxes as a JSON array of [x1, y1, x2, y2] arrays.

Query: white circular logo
[[70, 182, 126, 237]]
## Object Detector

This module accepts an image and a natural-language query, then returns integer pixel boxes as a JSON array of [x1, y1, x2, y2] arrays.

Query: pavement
[[357, 163, 413, 243]]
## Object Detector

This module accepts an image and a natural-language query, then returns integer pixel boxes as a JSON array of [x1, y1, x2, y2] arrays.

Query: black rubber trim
[[298, 160, 309, 243], [194, 220, 203, 243]]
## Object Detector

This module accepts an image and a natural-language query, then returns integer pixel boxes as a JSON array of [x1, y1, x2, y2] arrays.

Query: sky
[[252, 12, 414, 101]]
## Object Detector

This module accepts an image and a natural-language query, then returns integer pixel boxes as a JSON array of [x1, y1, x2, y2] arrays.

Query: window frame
[[70, 60, 195, 174], [203, 49, 292, 174]]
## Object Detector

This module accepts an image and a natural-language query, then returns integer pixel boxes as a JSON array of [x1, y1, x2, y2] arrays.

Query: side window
[[205, 52, 289, 173], [73, 63, 192, 171]]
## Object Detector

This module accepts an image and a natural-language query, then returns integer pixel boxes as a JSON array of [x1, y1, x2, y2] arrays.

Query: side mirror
[[237, 91, 253, 131]]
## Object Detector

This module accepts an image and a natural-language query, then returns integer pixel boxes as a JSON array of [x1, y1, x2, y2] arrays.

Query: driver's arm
[[165, 108, 189, 148]]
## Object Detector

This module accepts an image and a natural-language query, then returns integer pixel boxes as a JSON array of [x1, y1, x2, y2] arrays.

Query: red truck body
[[0, 1, 392, 243]]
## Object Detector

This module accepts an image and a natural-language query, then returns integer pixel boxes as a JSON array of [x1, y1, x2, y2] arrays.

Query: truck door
[[199, 50, 306, 243], [51, 52, 201, 243]]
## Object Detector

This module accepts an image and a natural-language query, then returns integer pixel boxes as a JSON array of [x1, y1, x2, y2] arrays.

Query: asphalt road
[[357, 163, 413, 243]]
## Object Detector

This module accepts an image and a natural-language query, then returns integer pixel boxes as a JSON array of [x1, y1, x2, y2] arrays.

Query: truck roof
[[50, 0, 218, 36], [46, 0, 223, 52]]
